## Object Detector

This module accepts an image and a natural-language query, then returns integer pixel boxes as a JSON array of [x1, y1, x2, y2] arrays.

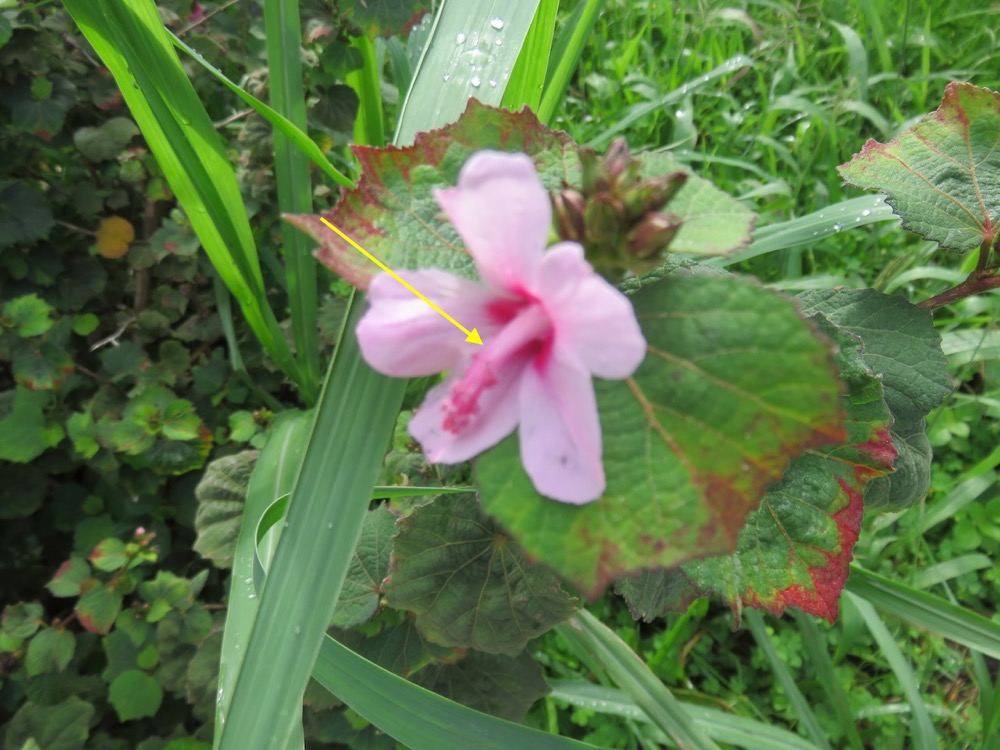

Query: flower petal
[[518, 357, 605, 504], [357, 269, 491, 377], [434, 151, 551, 293], [410, 350, 528, 463], [537, 243, 647, 379]]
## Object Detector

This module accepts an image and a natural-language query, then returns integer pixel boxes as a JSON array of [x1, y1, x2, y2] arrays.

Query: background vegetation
[[1, 0, 997, 748]]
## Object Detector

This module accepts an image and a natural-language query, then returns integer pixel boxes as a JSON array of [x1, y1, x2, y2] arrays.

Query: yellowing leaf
[[96, 216, 135, 259]]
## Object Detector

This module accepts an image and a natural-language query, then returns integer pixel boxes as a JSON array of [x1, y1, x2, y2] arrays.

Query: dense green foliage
[[1, 1, 998, 749]]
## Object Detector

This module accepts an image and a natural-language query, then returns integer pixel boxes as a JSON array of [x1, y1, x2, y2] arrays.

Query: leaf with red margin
[[285, 100, 576, 291], [838, 82, 1000, 252], [75, 585, 122, 634], [477, 271, 846, 599], [337, 0, 431, 38], [618, 316, 894, 623]]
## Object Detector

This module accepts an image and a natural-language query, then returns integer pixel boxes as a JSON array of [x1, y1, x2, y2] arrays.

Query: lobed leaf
[[838, 82, 1000, 252], [478, 272, 846, 598], [331, 504, 397, 629], [383, 493, 577, 654], [285, 101, 576, 290], [664, 317, 897, 622]]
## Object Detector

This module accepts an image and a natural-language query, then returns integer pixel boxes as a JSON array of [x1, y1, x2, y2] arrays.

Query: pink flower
[[357, 151, 646, 504]]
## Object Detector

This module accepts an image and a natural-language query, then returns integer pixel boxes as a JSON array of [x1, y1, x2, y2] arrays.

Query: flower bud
[[625, 212, 683, 262], [625, 172, 688, 220], [551, 188, 586, 242]]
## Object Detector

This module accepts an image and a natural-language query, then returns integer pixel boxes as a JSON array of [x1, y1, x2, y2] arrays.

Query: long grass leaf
[[313, 635, 601, 750], [63, 0, 304, 392], [847, 566, 1000, 660], [347, 34, 386, 147], [218, 297, 407, 749], [744, 611, 833, 750], [537, 0, 603, 125], [214, 410, 312, 749], [549, 680, 824, 750], [845, 592, 939, 750], [501, 0, 558, 111], [169, 32, 354, 188], [395, 0, 542, 145], [558, 610, 721, 750], [265, 0, 320, 399]]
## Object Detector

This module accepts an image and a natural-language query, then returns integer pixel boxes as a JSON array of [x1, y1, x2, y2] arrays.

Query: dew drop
[[443, 73, 451, 82], [243, 577, 253, 585], [489, 79, 497, 87], [294, 625, 302, 635], [326, 522, 333, 529], [470, 75, 481, 87], [248, 593, 256, 600], [861, 209, 871, 217], [490, 17, 504, 30], [833, 223, 842, 232], [455, 32, 466, 45], [495, 38, 503, 46], [675, 110, 685, 118]]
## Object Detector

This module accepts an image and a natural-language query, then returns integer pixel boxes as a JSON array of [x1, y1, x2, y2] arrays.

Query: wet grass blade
[[501, 0, 558, 111], [536, 0, 603, 125], [558, 610, 721, 750], [313, 635, 600, 750]]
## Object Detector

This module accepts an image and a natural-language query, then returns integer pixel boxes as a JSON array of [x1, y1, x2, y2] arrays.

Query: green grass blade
[[709, 195, 899, 268], [347, 34, 386, 147], [169, 32, 354, 189], [501, 0, 558, 111], [847, 565, 1000, 660], [549, 680, 824, 750], [313, 635, 601, 750], [63, 0, 305, 393], [536, 0, 603, 125], [791, 611, 865, 750], [265, 0, 320, 400], [558, 610, 721, 750], [218, 296, 407, 749], [588, 55, 752, 148], [395, 0, 542, 145], [744, 611, 833, 750], [845, 592, 939, 750], [214, 410, 312, 749]]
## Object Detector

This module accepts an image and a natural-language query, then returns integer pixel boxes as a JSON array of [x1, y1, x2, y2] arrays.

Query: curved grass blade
[[501, 0, 558, 112], [846, 566, 1000, 660], [744, 611, 832, 750], [845, 592, 939, 750], [536, 0, 603, 125], [62, 0, 305, 393], [314, 634, 601, 750], [169, 32, 354, 189], [549, 680, 824, 750], [710, 195, 899, 268], [558, 610, 721, 750]]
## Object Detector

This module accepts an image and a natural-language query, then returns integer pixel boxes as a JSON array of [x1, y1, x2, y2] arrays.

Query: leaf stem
[[919, 237, 1000, 309]]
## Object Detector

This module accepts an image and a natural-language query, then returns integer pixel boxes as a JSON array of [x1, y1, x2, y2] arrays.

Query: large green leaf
[[798, 288, 951, 510], [331, 504, 397, 629], [337, 0, 431, 37], [4, 697, 94, 750], [629, 317, 896, 622], [334, 614, 455, 678], [478, 272, 845, 597], [838, 82, 1000, 252], [383, 493, 577, 654], [193, 450, 259, 568], [285, 101, 574, 290]]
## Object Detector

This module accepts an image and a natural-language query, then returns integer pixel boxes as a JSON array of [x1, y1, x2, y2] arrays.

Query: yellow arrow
[[319, 218, 483, 345]]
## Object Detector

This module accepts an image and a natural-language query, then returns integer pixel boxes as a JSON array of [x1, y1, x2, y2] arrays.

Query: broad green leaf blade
[[846, 565, 1000, 660], [478, 273, 845, 598], [330, 504, 396, 629], [285, 101, 574, 290], [218, 300, 407, 749], [411, 649, 550, 721], [335, 614, 455, 678], [383, 493, 577, 654], [314, 633, 600, 750], [640, 151, 755, 257], [557, 610, 720, 750], [838, 82, 1000, 252], [798, 288, 951, 510], [63, 0, 304, 394], [549, 680, 825, 750], [500, 0, 558, 111], [671, 317, 896, 622], [213, 412, 311, 748], [395, 1, 541, 146]]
